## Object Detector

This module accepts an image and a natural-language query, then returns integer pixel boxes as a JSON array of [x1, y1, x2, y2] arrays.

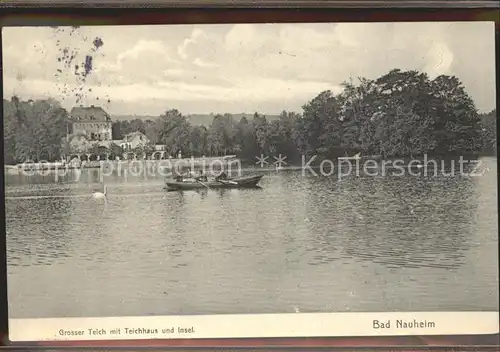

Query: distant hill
[[112, 113, 281, 126]]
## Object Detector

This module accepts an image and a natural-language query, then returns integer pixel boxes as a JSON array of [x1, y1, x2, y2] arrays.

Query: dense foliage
[[3, 97, 68, 164], [3, 69, 497, 164]]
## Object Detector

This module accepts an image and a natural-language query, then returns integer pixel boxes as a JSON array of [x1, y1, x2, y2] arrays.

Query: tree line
[[3, 69, 497, 165]]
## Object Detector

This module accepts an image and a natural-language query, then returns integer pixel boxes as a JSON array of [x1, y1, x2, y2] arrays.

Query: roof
[[124, 131, 148, 142], [70, 106, 111, 122]]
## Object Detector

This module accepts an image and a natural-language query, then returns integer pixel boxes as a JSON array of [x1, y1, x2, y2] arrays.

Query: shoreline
[[4, 154, 496, 175]]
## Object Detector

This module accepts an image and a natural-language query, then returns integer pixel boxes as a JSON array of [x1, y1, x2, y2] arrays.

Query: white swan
[[92, 185, 107, 199]]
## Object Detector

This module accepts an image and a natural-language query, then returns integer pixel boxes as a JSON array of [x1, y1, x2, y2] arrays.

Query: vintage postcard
[[2, 22, 498, 343]]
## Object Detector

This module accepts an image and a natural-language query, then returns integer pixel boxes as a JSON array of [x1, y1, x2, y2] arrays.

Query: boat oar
[[217, 179, 238, 185], [196, 179, 210, 189]]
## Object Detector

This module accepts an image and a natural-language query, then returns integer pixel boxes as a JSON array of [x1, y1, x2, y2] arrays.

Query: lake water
[[4, 157, 499, 318]]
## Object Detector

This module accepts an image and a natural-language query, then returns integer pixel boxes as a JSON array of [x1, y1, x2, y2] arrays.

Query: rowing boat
[[165, 175, 264, 191]]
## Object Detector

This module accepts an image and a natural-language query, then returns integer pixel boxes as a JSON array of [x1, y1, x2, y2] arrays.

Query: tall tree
[[3, 97, 68, 162], [235, 116, 258, 160], [190, 125, 208, 156], [156, 109, 192, 157], [479, 109, 497, 155], [267, 110, 301, 159], [252, 112, 270, 155], [430, 74, 482, 153], [144, 119, 158, 144], [301, 90, 342, 157], [207, 114, 237, 156]]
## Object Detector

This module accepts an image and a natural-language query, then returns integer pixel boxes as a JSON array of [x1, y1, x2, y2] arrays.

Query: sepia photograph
[[2, 21, 498, 341]]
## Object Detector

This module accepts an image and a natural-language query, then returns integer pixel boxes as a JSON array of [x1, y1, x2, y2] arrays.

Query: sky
[[2, 22, 496, 116]]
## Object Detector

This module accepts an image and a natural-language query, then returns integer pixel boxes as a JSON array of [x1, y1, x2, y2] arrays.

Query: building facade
[[70, 105, 112, 141], [66, 107, 172, 160], [120, 132, 150, 151]]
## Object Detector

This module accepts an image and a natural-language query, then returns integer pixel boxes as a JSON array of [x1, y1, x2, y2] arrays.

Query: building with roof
[[65, 107, 169, 160], [69, 105, 112, 141], [120, 131, 150, 150]]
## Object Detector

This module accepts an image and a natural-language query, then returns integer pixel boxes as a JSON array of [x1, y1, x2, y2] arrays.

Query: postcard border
[[1, 5, 499, 349], [0, 0, 499, 9]]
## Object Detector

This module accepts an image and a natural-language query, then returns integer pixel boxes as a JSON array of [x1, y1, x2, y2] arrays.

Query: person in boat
[[215, 169, 228, 181], [175, 168, 191, 182], [172, 169, 183, 182], [179, 168, 194, 181], [195, 170, 208, 182]]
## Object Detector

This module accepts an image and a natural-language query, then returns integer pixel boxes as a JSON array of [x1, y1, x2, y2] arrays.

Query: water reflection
[[6, 190, 75, 267], [4, 157, 499, 317]]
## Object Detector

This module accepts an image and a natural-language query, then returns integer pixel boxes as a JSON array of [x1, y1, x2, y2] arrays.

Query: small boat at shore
[[164, 175, 264, 191]]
